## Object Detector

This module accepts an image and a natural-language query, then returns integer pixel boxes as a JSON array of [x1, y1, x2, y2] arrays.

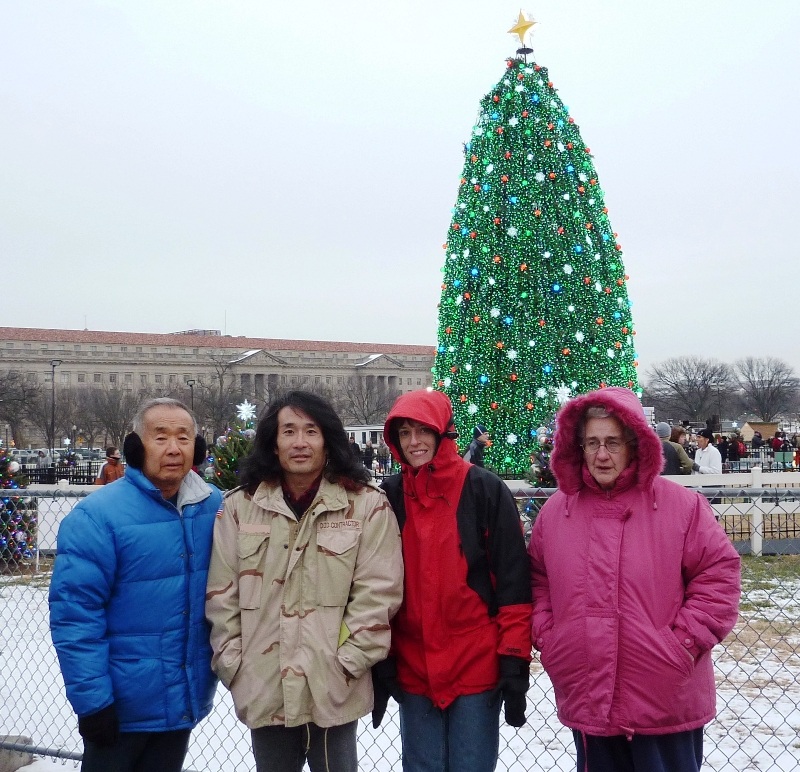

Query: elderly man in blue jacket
[[49, 398, 222, 772]]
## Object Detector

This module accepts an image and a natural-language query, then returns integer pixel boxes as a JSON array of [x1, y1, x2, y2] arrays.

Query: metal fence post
[[750, 466, 763, 557]]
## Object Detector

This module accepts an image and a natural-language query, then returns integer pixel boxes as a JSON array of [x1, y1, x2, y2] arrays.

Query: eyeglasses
[[581, 438, 630, 455]]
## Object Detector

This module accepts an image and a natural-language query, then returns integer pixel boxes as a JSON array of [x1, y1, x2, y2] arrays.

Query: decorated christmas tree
[[208, 400, 258, 491], [433, 13, 639, 474], [0, 447, 34, 569]]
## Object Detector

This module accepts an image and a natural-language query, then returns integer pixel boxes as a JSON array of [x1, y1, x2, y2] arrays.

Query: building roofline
[[0, 327, 434, 356]]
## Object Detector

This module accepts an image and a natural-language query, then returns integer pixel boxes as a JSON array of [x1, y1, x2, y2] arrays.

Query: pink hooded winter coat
[[528, 387, 740, 737]]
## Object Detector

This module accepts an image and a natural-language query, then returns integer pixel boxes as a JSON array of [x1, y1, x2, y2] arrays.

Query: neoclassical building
[[0, 327, 434, 441], [0, 326, 433, 393]]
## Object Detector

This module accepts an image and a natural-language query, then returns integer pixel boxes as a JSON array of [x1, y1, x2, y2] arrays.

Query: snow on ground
[[2, 573, 798, 771]]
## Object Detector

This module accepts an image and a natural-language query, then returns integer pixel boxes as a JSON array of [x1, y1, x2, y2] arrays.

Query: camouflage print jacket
[[205, 477, 403, 728]]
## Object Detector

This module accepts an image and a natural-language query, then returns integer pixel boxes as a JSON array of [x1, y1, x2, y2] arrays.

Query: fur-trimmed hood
[[550, 387, 663, 495]]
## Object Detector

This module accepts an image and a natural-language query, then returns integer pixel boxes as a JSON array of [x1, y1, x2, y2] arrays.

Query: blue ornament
[[491, 112, 500, 120], [480, 375, 489, 384], [482, 184, 490, 191], [574, 245, 582, 253], [509, 196, 518, 204], [543, 364, 553, 374], [470, 268, 479, 276], [531, 94, 540, 103], [602, 233, 610, 242], [613, 311, 622, 319], [566, 165, 575, 173], [453, 279, 461, 287], [552, 283, 562, 293], [461, 227, 470, 236], [503, 316, 513, 325], [438, 345, 446, 353]]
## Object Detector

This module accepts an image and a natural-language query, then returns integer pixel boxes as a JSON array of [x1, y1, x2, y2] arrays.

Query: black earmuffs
[[123, 432, 207, 469]]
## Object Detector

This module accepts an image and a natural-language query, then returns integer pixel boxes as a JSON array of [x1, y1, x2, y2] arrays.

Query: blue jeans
[[399, 690, 501, 772]]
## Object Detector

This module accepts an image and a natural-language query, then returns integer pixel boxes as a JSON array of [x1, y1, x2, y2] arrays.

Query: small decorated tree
[[0, 447, 34, 569], [208, 400, 258, 491]]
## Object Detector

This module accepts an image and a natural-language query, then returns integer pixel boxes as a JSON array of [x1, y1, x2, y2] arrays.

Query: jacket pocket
[[316, 527, 360, 606], [109, 634, 166, 724], [237, 531, 270, 610], [539, 618, 588, 705]]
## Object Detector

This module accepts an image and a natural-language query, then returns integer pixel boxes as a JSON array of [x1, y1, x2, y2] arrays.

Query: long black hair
[[239, 390, 371, 494]]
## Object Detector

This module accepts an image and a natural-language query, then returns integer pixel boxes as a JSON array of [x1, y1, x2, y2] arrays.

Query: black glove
[[692, 462, 700, 472], [492, 655, 529, 728], [78, 703, 119, 747], [371, 656, 405, 728]]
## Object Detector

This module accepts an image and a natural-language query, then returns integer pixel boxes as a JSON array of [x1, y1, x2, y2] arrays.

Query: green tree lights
[[434, 57, 640, 474]]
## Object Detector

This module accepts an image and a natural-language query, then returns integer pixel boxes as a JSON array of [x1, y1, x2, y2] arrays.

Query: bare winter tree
[[734, 356, 799, 422], [0, 370, 41, 447], [193, 354, 248, 439], [336, 376, 400, 425], [89, 386, 142, 446], [644, 356, 734, 425]]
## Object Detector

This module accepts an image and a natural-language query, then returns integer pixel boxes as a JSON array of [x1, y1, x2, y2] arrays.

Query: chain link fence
[[1, 486, 798, 771]]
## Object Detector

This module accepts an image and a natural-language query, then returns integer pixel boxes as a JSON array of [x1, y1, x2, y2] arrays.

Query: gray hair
[[132, 398, 198, 435], [579, 405, 637, 445]]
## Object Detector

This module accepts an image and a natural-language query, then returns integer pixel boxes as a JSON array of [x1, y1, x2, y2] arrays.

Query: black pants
[[81, 729, 191, 772], [251, 721, 358, 772], [573, 729, 704, 772]]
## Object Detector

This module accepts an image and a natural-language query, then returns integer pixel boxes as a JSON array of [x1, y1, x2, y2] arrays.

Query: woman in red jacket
[[529, 387, 741, 772], [377, 389, 532, 772]]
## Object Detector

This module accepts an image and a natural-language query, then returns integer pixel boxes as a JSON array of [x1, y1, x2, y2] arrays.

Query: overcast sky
[[3, 1, 799, 378]]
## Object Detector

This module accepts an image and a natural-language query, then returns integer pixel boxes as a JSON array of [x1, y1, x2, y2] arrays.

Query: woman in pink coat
[[528, 387, 740, 772]]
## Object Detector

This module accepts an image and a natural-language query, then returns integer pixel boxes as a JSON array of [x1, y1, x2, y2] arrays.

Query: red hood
[[384, 390, 470, 504], [384, 390, 460, 465], [550, 387, 663, 495]]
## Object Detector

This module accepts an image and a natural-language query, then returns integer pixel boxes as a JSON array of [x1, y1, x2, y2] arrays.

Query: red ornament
[[522, 110, 529, 118], [578, 185, 585, 193], [501, 175, 509, 183], [520, 263, 528, 271], [567, 142, 573, 149], [497, 127, 504, 134], [473, 315, 480, 323], [493, 255, 502, 263], [469, 231, 477, 239], [583, 276, 591, 285], [491, 402, 499, 410], [548, 172, 556, 180], [473, 184, 481, 192], [450, 366, 457, 373], [534, 209, 541, 217], [538, 319, 546, 327], [463, 292, 471, 300], [562, 348, 570, 356], [471, 155, 478, 162], [445, 326, 452, 334], [510, 373, 518, 381], [596, 317, 604, 325], [495, 341, 504, 349], [544, 140, 552, 148], [493, 217, 501, 225], [460, 394, 467, 402], [493, 95, 499, 102], [526, 402, 534, 410], [504, 151, 512, 159]]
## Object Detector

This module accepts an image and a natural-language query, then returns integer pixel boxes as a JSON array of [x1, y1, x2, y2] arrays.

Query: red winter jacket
[[529, 387, 741, 736], [383, 390, 532, 709]]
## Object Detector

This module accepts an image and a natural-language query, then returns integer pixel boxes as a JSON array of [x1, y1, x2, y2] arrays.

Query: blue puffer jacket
[[49, 467, 222, 732]]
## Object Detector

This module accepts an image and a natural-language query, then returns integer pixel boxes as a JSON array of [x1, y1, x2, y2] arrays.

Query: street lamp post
[[187, 379, 195, 411], [50, 359, 62, 461]]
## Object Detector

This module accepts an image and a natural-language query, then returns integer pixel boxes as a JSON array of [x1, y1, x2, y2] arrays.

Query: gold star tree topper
[[508, 10, 537, 46]]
